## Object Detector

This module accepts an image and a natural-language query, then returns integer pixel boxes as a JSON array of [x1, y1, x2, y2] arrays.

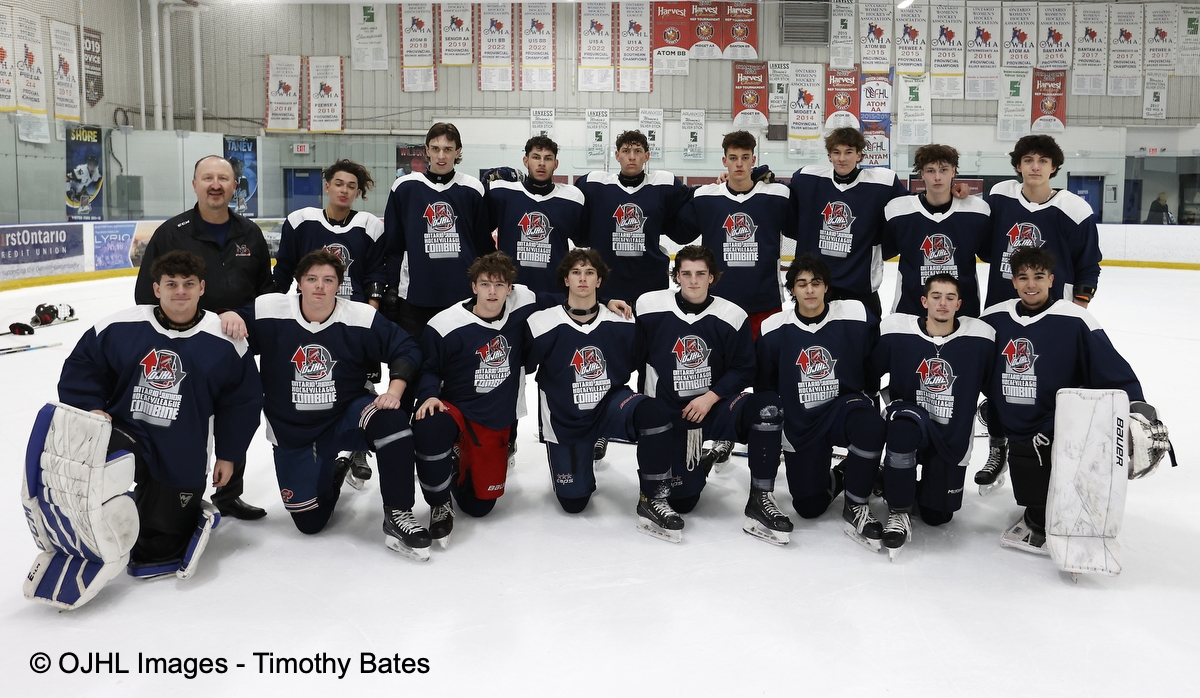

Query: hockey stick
[[0, 342, 61, 355], [30, 317, 79, 329]]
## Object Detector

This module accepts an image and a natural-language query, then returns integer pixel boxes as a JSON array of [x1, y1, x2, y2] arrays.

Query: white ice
[[2, 264, 1197, 696]]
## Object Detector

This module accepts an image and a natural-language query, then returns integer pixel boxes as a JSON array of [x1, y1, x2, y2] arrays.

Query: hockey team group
[[21, 123, 1177, 610]]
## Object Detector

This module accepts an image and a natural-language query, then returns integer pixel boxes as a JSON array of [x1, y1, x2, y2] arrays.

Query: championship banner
[[401, 3, 436, 92], [681, 108, 705, 160], [82, 27, 102, 107], [639, 107, 664, 159], [1109, 4, 1144, 97], [1030, 67, 1066, 133], [1144, 4, 1178, 73], [769, 60, 791, 113], [478, 3, 514, 91], [732, 61, 767, 127], [0, 7, 14, 112], [65, 125, 102, 221], [223, 136, 258, 218], [859, 3, 894, 73], [50, 21, 79, 123], [723, 2, 758, 60], [1181, 4, 1200, 75], [861, 117, 891, 168], [1001, 2, 1036, 67], [966, 1, 1001, 99], [530, 107, 555, 138], [438, 3, 474, 66], [1143, 71, 1168, 118], [825, 65, 861, 129], [617, 2, 651, 93], [520, 2, 555, 91], [578, 2, 614, 92], [14, 8, 46, 117], [586, 108, 610, 162], [895, 0, 929, 75], [1037, 2, 1071, 69], [264, 55, 301, 132], [830, 0, 856, 69], [896, 72, 932, 146], [1072, 4, 1107, 95], [788, 62, 824, 157], [652, 2, 690, 75], [307, 56, 345, 132], [690, 1, 723, 60], [351, 4, 388, 71], [930, 1, 965, 98], [996, 66, 1032, 141]]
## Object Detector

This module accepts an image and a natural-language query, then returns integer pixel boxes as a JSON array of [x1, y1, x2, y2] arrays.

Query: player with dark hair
[[869, 273, 995, 557], [757, 253, 886, 550]]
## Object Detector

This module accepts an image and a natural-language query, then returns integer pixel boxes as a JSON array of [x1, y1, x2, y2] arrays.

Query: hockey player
[[883, 144, 991, 318], [524, 249, 681, 542], [34, 251, 262, 600], [67, 154, 102, 201], [635, 246, 789, 545], [757, 253, 886, 550], [869, 274, 995, 558]]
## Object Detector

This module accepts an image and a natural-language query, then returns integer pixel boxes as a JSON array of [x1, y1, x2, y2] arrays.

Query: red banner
[[825, 65, 861, 130], [722, 1, 757, 59], [733, 61, 768, 126], [1031, 68, 1066, 133], [652, 1, 692, 74], [689, 1, 724, 59]]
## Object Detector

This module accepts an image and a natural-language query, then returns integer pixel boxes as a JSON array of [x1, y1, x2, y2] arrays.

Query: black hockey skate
[[882, 510, 912, 560], [384, 507, 432, 562], [842, 499, 883, 552], [636, 493, 684, 543], [975, 437, 1008, 496], [342, 451, 373, 490], [743, 488, 794, 546], [430, 502, 455, 549], [700, 440, 735, 475], [593, 437, 609, 462]]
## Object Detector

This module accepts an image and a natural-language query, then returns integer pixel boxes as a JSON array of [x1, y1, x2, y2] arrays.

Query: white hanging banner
[[401, 3, 436, 92], [930, 1, 965, 98], [438, 3, 474, 66], [681, 108, 705, 160], [787, 63, 824, 157], [585, 108, 610, 162], [264, 55, 301, 132], [351, 4, 389, 71], [895, 0, 929, 75], [1037, 2, 1072, 69], [0, 6, 15, 113], [1180, 4, 1200, 75], [1002, 2, 1036, 67], [830, 0, 856, 69], [578, 2, 614, 92], [1144, 4, 1179, 73], [859, 3, 894, 73], [530, 107, 555, 138], [639, 108, 664, 159], [1109, 3, 1144, 96], [14, 8, 46, 117], [520, 2, 555, 91], [769, 60, 791, 113], [49, 21, 79, 123], [1142, 71, 1168, 118], [307, 56, 344, 132], [478, 2, 514, 91], [896, 72, 932, 145], [996, 66, 1032, 141], [617, 2, 651, 92], [966, 1, 1001, 99], [1072, 4, 1108, 94]]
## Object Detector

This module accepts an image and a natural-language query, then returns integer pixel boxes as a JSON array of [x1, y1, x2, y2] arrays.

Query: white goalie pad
[[21, 403, 139, 609], [1046, 389, 1129, 577]]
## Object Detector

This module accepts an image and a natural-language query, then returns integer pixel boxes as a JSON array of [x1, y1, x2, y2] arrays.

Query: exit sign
[[292, 143, 310, 155]]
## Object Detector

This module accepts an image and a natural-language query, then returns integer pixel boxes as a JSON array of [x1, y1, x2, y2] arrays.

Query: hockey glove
[[7, 322, 34, 336], [1128, 401, 1177, 479], [751, 165, 776, 184], [483, 167, 522, 185]]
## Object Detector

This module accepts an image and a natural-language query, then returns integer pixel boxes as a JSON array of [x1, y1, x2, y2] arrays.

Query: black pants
[[211, 460, 246, 507], [1008, 436, 1054, 532], [109, 428, 201, 565], [383, 296, 448, 409]]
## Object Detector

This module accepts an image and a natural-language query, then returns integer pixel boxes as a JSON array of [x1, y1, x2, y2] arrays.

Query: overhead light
[[897, 0, 915, 8]]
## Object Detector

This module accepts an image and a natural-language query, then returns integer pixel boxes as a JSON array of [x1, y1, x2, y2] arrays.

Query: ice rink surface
[[1, 264, 1196, 697]]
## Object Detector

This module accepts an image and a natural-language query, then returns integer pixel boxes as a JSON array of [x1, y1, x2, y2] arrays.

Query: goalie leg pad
[[177, 502, 220, 580]]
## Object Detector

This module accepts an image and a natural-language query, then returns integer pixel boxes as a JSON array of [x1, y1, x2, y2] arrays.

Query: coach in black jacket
[[134, 155, 274, 521]]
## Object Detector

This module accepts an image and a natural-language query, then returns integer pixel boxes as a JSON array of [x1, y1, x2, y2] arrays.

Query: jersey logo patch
[[819, 202, 855, 258], [571, 346, 607, 379], [796, 345, 836, 380], [518, 212, 553, 242], [324, 242, 355, 298], [917, 357, 957, 424], [612, 203, 647, 256], [1002, 338, 1037, 373], [473, 335, 512, 394], [517, 212, 554, 267], [570, 345, 610, 410], [795, 345, 839, 408], [920, 234, 955, 265], [477, 336, 510, 366], [1000, 223, 1044, 278], [671, 335, 713, 397], [424, 202, 458, 231], [140, 349, 187, 389], [1000, 338, 1038, 405], [132, 349, 187, 427], [613, 203, 646, 232], [292, 345, 336, 380], [722, 212, 759, 266], [821, 202, 855, 232], [234, 244, 252, 257], [722, 213, 757, 242], [280, 489, 294, 502], [672, 336, 711, 368], [291, 345, 338, 410], [179, 492, 193, 507]]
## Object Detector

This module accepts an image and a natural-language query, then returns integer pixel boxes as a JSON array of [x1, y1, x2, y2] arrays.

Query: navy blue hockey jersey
[[525, 306, 637, 443], [273, 208, 386, 301], [58, 307, 263, 490], [983, 180, 1101, 306], [384, 172, 496, 307], [577, 170, 693, 302], [674, 182, 792, 313], [635, 289, 755, 411], [243, 294, 421, 448], [883, 194, 991, 318], [789, 165, 908, 295], [487, 180, 586, 294], [981, 299, 1142, 441], [756, 300, 879, 449], [870, 313, 995, 465]]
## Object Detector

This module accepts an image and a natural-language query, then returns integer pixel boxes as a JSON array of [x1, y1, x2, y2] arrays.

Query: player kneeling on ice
[[525, 249, 681, 542], [757, 254, 886, 551], [981, 247, 1175, 565], [22, 251, 263, 608], [634, 246, 788, 545], [226, 250, 433, 561], [868, 274, 995, 559]]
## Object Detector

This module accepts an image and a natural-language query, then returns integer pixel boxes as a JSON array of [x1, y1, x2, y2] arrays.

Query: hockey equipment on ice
[[975, 436, 1009, 496], [1128, 401, 1176, 479], [384, 507, 432, 562], [339, 451, 373, 490], [743, 487, 793, 546], [636, 493, 684, 543], [882, 510, 912, 560], [593, 437, 609, 462], [430, 501, 454, 549], [176, 503, 221, 580], [1, 342, 63, 356], [32, 303, 77, 327], [3, 322, 34, 336], [1000, 512, 1049, 556], [842, 498, 883, 552], [700, 440, 735, 475]]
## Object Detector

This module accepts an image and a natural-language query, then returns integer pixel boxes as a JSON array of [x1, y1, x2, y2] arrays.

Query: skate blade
[[636, 519, 682, 544], [386, 535, 431, 562], [977, 472, 1006, 496], [433, 535, 450, 550], [345, 471, 366, 490], [999, 535, 1050, 556], [886, 546, 903, 561], [507, 454, 516, 470], [713, 458, 735, 475], [742, 518, 789, 546], [843, 522, 882, 552]]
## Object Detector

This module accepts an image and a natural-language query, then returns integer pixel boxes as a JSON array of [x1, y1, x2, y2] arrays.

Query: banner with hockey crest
[[1109, 4, 1144, 96], [723, 2, 758, 60], [438, 2, 474, 66], [307, 56, 344, 132], [895, 0, 929, 75], [1144, 3, 1178, 73], [478, 2, 514, 91], [930, 0, 965, 99], [578, 2, 614, 91], [1072, 3, 1107, 94], [520, 2, 555, 91], [400, 3, 436, 92], [1037, 2, 1072, 69], [788, 63, 824, 157], [690, 1, 723, 59], [652, 2, 690, 75], [732, 61, 767, 127], [49, 21, 79, 123], [859, 3, 894, 73], [617, 2, 651, 92], [265, 55, 301, 132], [966, 1, 1001, 99]]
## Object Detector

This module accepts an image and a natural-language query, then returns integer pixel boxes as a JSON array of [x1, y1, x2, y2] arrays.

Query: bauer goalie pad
[[1046, 389, 1130, 577], [21, 403, 139, 609]]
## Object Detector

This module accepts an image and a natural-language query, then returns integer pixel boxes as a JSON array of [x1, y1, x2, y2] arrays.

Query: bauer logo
[[920, 234, 955, 265], [291, 345, 336, 381], [140, 349, 187, 390], [179, 492, 193, 507]]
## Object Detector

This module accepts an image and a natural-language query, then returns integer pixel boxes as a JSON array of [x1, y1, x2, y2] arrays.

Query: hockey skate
[[742, 488, 793, 546], [882, 510, 912, 561], [384, 507, 432, 562], [1000, 513, 1049, 556], [700, 440, 735, 475], [975, 437, 1008, 496], [593, 437, 609, 462], [507, 440, 517, 470], [430, 502, 455, 549], [341, 451, 372, 490], [636, 493, 684, 543], [842, 499, 883, 552]]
